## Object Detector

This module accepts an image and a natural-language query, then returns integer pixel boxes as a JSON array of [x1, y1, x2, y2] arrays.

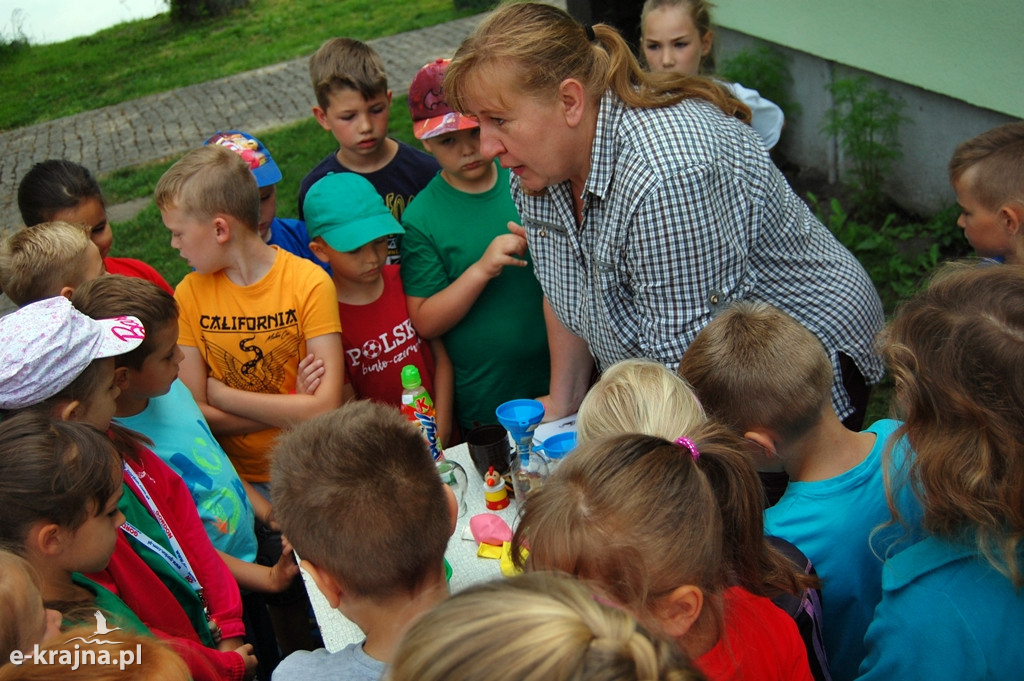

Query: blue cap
[[203, 130, 282, 187], [304, 173, 404, 252]]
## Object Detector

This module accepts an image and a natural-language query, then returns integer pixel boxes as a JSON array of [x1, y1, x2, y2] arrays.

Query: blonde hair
[[309, 37, 388, 110], [640, 0, 717, 73], [0, 222, 94, 306], [389, 572, 704, 681], [0, 628, 189, 681], [444, 2, 749, 122], [0, 550, 47, 663], [577, 359, 705, 444], [154, 145, 259, 230], [948, 121, 1024, 213], [680, 301, 833, 443], [883, 262, 1024, 585]]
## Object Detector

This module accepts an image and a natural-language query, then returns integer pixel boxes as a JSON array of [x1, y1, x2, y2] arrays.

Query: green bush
[[720, 46, 798, 119], [0, 10, 29, 64], [822, 76, 909, 218]]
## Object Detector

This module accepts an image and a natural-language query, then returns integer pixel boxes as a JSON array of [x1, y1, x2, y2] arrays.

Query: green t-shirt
[[401, 164, 550, 430], [69, 573, 152, 637]]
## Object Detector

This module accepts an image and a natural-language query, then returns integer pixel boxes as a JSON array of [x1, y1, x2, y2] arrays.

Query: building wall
[[713, 1, 1021, 215]]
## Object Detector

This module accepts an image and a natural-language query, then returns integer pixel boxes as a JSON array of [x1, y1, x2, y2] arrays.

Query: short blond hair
[[680, 301, 833, 442], [576, 358, 705, 444], [0, 221, 94, 306], [309, 38, 388, 111], [390, 572, 703, 681], [154, 145, 259, 231], [948, 121, 1024, 213]]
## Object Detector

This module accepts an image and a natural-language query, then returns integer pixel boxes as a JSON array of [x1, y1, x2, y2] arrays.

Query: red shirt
[[339, 265, 435, 407], [105, 255, 174, 294], [697, 586, 813, 681]]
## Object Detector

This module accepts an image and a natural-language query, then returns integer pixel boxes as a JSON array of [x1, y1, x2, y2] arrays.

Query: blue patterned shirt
[[514, 92, 885, 418]]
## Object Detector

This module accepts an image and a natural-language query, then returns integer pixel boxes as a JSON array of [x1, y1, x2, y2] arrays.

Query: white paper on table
[[533, 413, 577, 443]]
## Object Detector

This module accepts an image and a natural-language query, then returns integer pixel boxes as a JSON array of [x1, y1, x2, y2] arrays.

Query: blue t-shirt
[[268, 216, 331, 275], [764, 419, 921, 681], [116, 379, 258, 562], [857, 537, 1024, 680]]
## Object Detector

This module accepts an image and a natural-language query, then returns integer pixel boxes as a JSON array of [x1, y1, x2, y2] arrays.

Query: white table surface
[[304, 441, 522, 651]]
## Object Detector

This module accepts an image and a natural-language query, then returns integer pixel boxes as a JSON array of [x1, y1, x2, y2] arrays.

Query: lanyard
[[120, 461, 206, 602]]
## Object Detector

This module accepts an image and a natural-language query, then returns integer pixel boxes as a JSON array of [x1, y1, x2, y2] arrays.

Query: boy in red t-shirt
[[306, 172, 453, 444]]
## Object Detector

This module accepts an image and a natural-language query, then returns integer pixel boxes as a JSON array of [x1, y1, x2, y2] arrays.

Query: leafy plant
[[807, 193, 968, 312], [720, 46, 798, 119], [821, 76, 908, 218], [169, 0, 250, 23]]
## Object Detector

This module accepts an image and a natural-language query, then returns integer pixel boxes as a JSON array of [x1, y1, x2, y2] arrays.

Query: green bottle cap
[[401, 365, 422, 389]]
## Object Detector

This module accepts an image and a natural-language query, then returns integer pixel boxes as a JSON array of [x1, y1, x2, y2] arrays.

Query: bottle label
[[402, 394, 442, 461]]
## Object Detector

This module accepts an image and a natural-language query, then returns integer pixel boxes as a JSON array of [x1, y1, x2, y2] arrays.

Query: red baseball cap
[[408, 58, 479, 140]]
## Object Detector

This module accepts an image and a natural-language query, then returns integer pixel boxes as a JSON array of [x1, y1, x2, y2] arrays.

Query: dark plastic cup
[[466, 424, 512, 479]]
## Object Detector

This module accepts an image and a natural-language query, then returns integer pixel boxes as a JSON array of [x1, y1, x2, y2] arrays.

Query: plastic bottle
[[400, 365, 443, 461]]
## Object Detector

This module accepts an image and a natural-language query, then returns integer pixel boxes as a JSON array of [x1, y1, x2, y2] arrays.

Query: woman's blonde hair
[[444, 2, 749, 122], [389, 572, 705, 681], [883, 262, 1024, 585], [0, 628, 189, 681], [577, 359, 706, 444]]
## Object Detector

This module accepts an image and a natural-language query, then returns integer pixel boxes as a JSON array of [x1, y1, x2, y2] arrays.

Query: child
[[390, 572, 704, 681], [640, 0, 784, 149], [0, 221, 105, 306], [947, 120, 1024, 264], [269, 400, 455, 679], [155, 144, 345, 486], [679, 300, 921, 681], [401, 58, 550, 432], [17, 160, 173, 294], [0, 413, 150, 636], [575, 358, 705, 444], [0, 550, 63, 663], [304, 172, 452, 442], [298, 37, 440, 263], [204, 130, 328, 273], [513, 426, 814, 681], [0, 296, 256, 681], [70, 274, 303, 669], [856, 264, 1024, 679]]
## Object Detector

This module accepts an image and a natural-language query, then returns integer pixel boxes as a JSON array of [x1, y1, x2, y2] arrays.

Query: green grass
[[0, 0, 474, 131], [102, 94, 420, 288]]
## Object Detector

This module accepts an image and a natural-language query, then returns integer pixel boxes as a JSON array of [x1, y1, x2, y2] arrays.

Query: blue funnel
[[496, 399, 545, 460]]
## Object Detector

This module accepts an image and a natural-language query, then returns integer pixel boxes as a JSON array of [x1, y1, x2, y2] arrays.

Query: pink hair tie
[[675, 437, 700, 461]]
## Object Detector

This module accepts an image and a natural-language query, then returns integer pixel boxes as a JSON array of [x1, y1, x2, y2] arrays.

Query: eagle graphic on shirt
[[204, 332, 301, 393]]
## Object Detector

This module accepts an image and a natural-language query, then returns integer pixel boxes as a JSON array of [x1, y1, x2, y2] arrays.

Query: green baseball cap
[[304, 173, 404, 251]]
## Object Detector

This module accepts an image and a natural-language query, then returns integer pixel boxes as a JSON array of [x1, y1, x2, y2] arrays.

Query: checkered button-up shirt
[[514, 92, 885, 419]]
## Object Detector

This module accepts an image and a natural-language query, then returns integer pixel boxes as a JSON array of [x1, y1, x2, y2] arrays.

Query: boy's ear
[[300, 559, 344, 609], [385, 89, 393, 107], [58, 286, 76, 299], [652, 585, 704, 638], [113, 366, 132, 391], [212, 216, 231, 244], [999, 202, 1024, 235], [557, 78, 587, 128], [743, 428, 778, 458], [312, 105, 331, 132], [308, 239, 331, 265]]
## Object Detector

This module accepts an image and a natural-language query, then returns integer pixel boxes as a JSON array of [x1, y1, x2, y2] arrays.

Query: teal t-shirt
[[401, 163, 550, 430], [116, 379, 257, 562], [764, 419, 923, 681]]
